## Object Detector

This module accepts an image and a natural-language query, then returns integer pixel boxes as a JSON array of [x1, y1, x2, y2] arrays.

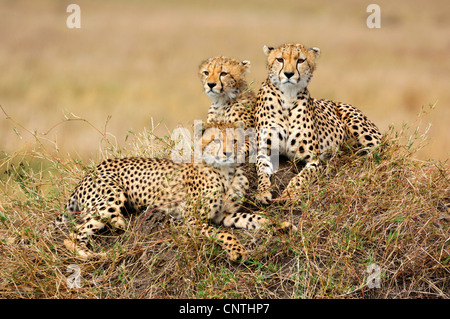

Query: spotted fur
[[255, 43, 382, 203], [60, 122, 295, 261], [199, 56, 256, 129]]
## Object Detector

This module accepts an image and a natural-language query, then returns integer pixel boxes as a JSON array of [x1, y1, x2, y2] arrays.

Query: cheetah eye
[[213, 138, 221, 144], [203, 70, 209, 76], [220, 71, 228, 77], [276, 58, 284, 63], [297, 58, 306, 64]]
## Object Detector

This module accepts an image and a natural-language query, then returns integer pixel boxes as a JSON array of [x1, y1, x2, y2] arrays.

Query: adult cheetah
[[255, 43, 382, 204]]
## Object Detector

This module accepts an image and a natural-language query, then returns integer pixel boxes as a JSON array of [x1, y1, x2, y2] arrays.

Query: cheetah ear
[[240, 60, 251, 73], [198, 58, 210, 72], [308, 47, 321, 59], [263, 45, 274, 57]]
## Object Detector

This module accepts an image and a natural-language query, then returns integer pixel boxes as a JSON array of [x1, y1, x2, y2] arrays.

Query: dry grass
[[0, 0, 449, 161], [0, 0, 448, 300], [0, 111, 448, 299]]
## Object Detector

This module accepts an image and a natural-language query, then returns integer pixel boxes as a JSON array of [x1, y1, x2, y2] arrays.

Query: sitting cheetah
[[199, 56, 256, 129], [255, 43, 382, 204], [60, 122, 295, 261]]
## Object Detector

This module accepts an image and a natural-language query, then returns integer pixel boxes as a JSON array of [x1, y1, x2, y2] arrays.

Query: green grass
[[0, 112, 448, 299]]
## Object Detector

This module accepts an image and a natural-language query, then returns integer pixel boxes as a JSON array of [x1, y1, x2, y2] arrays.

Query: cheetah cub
[[59, 122, 296, 261], [199, 56, 256, 129], [255, 43, 382, 204]]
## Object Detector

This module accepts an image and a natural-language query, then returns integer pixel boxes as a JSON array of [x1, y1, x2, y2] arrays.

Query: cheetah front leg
[[221, 167, 249, 213], [180, 196, 248, 262], [64, 231, 107, 260], [218, 169, 271, 231], [217, 197, 298, 240], [255, 127, 279, 204], [64, 215, 110, 260], [255, 156, 273, 204], [228, 167, 249, 198], [64, 190, 128, 259], [200, 223, 247, 261], [64, 211, 127, 260], [205, 208, 295, 261], [224, 211, 298, 231]]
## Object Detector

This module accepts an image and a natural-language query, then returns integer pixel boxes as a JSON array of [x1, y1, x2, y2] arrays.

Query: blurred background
[[0, 0, 449, 161]]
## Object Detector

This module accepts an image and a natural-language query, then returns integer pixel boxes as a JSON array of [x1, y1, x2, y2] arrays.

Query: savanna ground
[[0, 0, 449, 299]]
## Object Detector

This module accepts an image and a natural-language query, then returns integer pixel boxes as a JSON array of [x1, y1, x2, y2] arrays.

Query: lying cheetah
[[59, 122, 295, 261], [199, 56, 256, 129], [255, 43, 382, 203]]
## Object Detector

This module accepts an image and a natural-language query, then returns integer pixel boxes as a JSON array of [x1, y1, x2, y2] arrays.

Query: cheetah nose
[[284, 72, 294, 79], [207, 82, 217, 89], [224, 152, 233, 158]]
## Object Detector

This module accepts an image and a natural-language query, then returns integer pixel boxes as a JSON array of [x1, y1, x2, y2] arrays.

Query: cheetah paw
[[273, 187, 302, 204], [64, 239, 107, 260], [274, 221, 298, 233], [228, 249, 248, 262], [255, 190, 272, 205]]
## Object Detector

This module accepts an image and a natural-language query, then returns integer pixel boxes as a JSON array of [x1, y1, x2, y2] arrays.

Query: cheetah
[[255, 43, 382, 204], [59, 122, 295, 261], [199, 56, 256, 129]]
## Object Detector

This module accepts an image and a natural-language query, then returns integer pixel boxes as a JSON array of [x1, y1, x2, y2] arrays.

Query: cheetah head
[[199, 56, 251, 104], [263, 43, 320, 96], [194, 121, 247, 167]]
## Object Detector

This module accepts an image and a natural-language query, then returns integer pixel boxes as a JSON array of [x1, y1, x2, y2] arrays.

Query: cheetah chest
[[263, 95, 346, 161], [266, 95, 314, 160]]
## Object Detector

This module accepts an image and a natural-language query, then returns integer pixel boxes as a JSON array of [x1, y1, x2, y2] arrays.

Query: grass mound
[[0, 119, 448, 298]]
